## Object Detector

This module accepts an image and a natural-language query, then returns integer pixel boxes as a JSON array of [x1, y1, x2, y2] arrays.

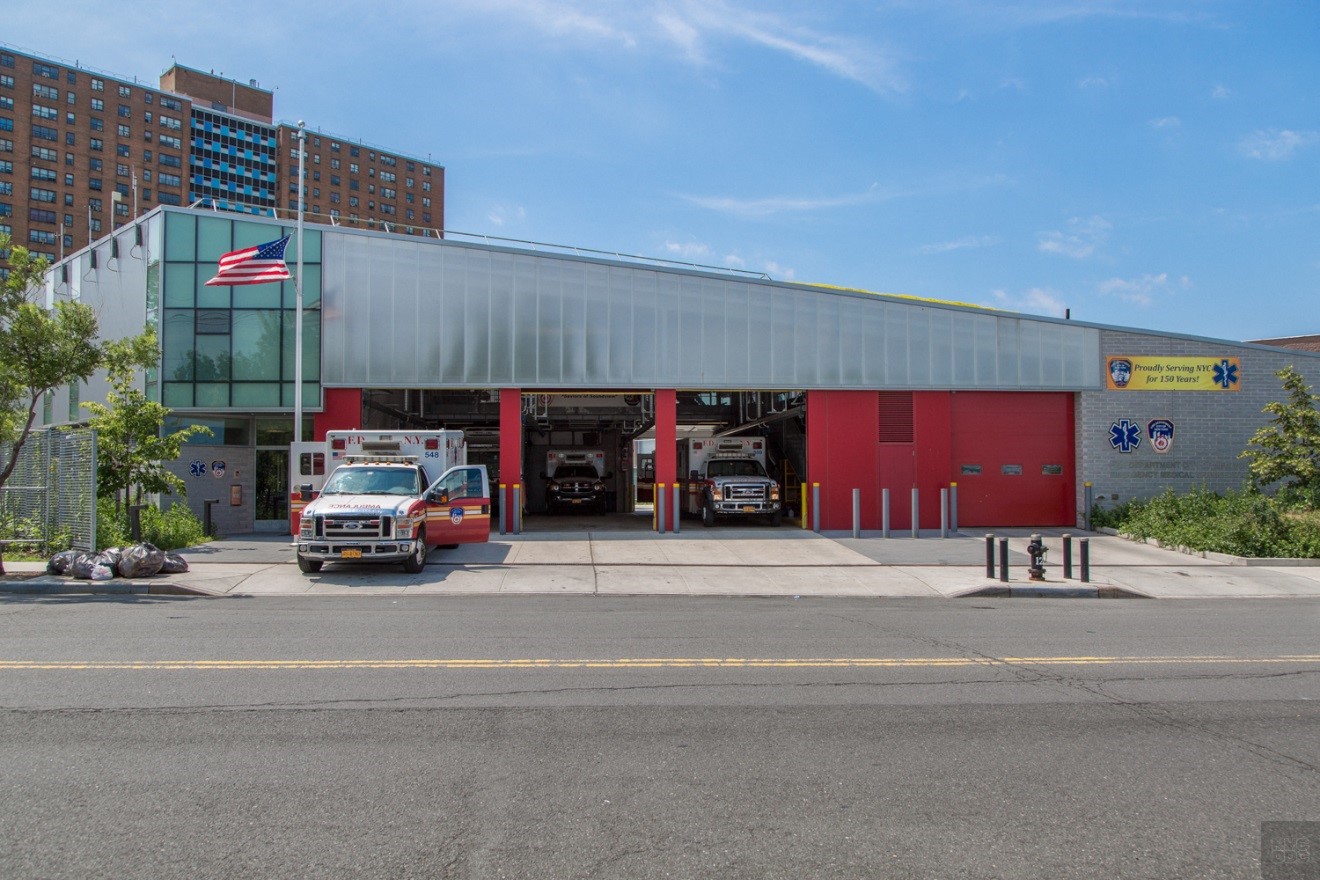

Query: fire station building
[[44, 206, 1320, 535]]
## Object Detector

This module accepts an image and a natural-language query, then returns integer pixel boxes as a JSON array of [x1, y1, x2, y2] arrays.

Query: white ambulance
[[678, 436, 782, 527], [290, 431, 489, 573]]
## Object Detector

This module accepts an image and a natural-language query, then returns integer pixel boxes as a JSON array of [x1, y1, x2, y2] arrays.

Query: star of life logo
[[1110, 419, 1141, 453]]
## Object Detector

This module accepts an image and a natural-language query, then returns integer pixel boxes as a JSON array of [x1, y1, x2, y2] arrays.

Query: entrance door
[[255, 447, 290, 532]]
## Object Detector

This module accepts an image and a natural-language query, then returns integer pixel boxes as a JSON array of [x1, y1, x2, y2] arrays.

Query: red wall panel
[[806, 390, 1074, 530], [312, 388, 362, 440]]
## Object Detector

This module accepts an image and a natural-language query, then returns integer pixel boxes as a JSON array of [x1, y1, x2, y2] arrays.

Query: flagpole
[[294, 121, 306, 443]]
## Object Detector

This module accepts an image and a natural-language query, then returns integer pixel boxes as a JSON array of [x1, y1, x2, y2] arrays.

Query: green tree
[[0, 234, 109, 572], [82, 331, 213, 508], [1240, 365, 1320, 494]]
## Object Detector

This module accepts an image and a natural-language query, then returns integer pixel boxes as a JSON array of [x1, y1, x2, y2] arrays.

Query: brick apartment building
[[0, 43, 443, 275]]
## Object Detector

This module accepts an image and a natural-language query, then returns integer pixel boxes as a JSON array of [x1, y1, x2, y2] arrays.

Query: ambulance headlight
[[395, 515, 416, 538], [592, 481, 604, 491], [770, 485, 781, 500]]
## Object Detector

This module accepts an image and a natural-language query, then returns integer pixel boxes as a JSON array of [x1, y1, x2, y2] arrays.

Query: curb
[[958, 583, 1150, 599], [0, 578, 222, 597]]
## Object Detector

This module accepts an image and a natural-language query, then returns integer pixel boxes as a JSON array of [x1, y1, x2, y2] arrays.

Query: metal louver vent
[[878, 392, 914, 443]]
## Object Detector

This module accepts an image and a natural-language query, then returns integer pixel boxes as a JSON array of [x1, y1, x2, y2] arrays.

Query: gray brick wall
[[162, 446, 256, 537], [1078, 330, 1320, 524]]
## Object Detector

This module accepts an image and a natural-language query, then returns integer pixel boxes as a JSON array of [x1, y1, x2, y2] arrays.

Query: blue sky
[[7, 0, 1318, 340]]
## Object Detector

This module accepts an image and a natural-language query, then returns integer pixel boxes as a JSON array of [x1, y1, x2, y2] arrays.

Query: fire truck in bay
[[290, 431, 489, 574], [679, 436, 782, 527]]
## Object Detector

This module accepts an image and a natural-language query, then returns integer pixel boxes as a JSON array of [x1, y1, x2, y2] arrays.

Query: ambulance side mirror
[[427, 489, 449, 505], [690, 470, 699, 480], [299, 483, 313, 501]]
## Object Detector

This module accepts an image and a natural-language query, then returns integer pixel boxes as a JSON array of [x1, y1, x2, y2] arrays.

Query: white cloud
[[440, 1, 905, 96], [1239, 129, 1319, 161], [1149, 116, 1181, 129], [1037, 215, 1111, 259], [763, 260, 795, 280], [990, 287, 1067, 317], [1211, 84, 1231, 100], [918, 235, 999, 255], [664, 240, 711, 260], [1097, 272, 1190, 307], [486, 204, 527, 227], [1078, 75, 1109, 90]]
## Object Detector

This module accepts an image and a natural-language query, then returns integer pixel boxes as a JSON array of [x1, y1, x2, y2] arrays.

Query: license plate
[[742, 506, 755, 513], [571, 499, 583, 504], [341, 549, 362, 559]]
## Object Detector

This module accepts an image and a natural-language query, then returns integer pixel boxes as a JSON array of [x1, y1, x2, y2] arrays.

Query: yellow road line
[[0, 655, 1318, 671]]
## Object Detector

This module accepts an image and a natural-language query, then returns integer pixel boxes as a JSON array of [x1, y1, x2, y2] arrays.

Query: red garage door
[[950, 393, 1074, 527]]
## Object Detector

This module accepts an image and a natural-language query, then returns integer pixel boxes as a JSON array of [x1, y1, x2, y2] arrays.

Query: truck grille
[[316, 514, 393, 540], [725, 483, 769, 502]]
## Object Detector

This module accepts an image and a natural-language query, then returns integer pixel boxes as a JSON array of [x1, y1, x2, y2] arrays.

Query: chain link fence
[[0, 427, 97, 552]]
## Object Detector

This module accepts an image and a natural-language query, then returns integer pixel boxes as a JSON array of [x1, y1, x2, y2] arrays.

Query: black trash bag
[[161, 553, 189, 574], [117, 542, 165, 579], [71, 552, 113, 580], [93, 547, 123, 576], [46, 549, 80, 575]]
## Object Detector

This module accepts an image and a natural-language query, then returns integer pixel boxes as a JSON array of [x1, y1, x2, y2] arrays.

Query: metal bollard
[[499, 484, 506, 535], [1080, 538, 1090, 583], [512, 484, 522, 535], [1084, 482, 1093, 531], [1062, 533, 1073, 579], [129, 504, 145, 542], [812, 483, 821, 533], [911, 488, 919, 539], [852, 488, 861, 538], [672, 484, 681, 534], [656, 489, 665, 534], [882, 488, 890, 538], [999, 538, 1009, 582], [985, 534, 995, 579], [950, 482, 959, 534], [940, 488, 948, 539]]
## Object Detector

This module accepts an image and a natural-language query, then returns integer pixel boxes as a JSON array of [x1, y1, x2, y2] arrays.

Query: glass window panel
[[162, 382, 192, 407], [163, 262, 195, 307], [194, 335, 230, 380], [282, 263, 320, 308], [231, 383, 279, 407], [195, 309, 230, 334], [282, 310, 320, 381], [234, 280, 280, 309], [232, 310, 281, 380], [197, 272, 230, 308], [254, 417, 294, 446], [162, 308, 194, 380], [196, 215, 233, 262], [163, 211, 195, 260], [195, 383, 229, 407]]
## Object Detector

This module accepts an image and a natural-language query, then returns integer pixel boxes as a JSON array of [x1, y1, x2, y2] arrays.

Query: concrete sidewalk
[[6, 529, 1320, 599]]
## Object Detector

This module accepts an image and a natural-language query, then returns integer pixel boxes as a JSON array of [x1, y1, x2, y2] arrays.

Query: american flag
[[205, 235, 293, 286]]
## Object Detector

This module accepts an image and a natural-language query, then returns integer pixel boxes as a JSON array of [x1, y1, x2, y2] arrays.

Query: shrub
[[96, 498, 208, 551], [1101, 486, 1320, 558]]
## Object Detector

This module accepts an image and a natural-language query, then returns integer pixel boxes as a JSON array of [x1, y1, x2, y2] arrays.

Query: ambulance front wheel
[[298, 556, 323, 574], [403, 529, 427, 574]]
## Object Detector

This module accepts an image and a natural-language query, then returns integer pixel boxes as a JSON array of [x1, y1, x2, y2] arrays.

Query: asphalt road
[[1, 595, 1317, 879]]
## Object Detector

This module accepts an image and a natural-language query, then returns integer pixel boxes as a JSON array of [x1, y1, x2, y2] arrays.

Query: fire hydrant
[[1027, 534, 1048, 581]]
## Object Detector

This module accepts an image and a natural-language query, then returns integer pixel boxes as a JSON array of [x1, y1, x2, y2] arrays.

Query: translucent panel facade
[[322, 234, 1100, 390]]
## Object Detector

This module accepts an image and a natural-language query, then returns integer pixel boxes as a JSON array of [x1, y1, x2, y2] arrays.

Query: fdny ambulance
[[679, 436, 783, 527], [290, 431, 489, 574]]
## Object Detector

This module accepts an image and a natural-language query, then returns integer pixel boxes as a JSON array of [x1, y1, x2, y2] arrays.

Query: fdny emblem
[[1148, 419, 1174, 453], [450, 508, 465, 525], [1109, 419, 1141, 453]]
